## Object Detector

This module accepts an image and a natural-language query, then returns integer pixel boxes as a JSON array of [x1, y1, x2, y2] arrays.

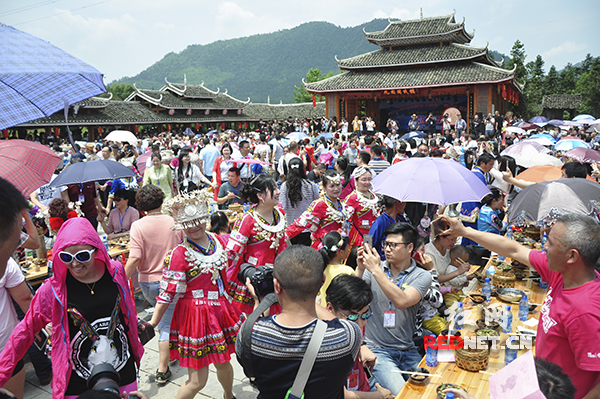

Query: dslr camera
[[238, 263, 274, 299]]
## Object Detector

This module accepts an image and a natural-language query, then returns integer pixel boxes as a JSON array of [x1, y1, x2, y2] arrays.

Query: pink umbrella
[[233, 158, 271, 166], [137, 151, 152, 174], [564, 147, 600, 164]]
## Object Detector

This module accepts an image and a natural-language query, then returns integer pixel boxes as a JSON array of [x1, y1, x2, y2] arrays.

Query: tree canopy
[[293, 68, 334, 103]]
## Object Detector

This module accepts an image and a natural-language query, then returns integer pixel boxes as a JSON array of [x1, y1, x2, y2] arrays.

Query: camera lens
[[87, 363, 121, 396]]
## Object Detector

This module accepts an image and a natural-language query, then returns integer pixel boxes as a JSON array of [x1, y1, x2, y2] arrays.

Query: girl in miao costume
[[344, 166, 380, 248], [225, 175, 287, 314], [286, 170, 353, 249], [149, 189, 244, 399]]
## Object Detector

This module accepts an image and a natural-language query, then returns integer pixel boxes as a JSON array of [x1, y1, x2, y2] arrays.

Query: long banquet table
[[395, 258, 547, 399]]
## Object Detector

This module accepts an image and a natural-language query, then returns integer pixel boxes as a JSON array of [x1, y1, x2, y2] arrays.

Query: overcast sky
[[2, 0, 598, 84]]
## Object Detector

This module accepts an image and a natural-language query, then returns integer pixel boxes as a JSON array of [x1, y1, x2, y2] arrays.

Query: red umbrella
[[521, 123, 539, 130], [0, 139, 61, 195]]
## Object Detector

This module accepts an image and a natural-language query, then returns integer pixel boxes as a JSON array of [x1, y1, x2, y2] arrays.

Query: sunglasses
[[58, 249, 96, 264], [338, 308, 373, 322]]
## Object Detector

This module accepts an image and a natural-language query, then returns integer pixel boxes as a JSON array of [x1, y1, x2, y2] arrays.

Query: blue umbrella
[[0, 24, 106, 130], [287, 132, 309, 141], [529, 133, 557, 143], [49, 160, 136, 187], [554, 139, 589, 152], [400, 131, 427, 140], [269, 138, 289, 146], [316, 132, 334, 141], [529, 116, 549, 124], [573, 114, 595, 122]]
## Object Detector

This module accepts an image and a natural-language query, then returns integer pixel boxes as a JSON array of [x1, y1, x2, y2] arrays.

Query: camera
[[237, 263, 274, 299], [87, 363, 120, 397]]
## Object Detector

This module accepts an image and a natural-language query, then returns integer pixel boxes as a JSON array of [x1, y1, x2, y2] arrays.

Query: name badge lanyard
[[78, 184, 85, 203], [383, 271, 407, 328], [118, 206, 129, 232]]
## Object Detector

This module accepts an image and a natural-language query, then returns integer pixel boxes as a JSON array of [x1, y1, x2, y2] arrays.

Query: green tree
[[559, 63, 577, 94], [544, 65, 560, 95], [506, 40, 527, 84], [294, 68, 334, 103], [506, 40, 528, 116], [525, 54, 545, 114], [103, 83, 135, 101], [576, 56, 600, 116]]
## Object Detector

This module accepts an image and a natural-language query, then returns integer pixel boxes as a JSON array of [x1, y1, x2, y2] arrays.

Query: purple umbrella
[[529, 116, 549, 124], [547, 119, 565, 126], [371, 158, 490, 205], [501, 141, 550, 157]]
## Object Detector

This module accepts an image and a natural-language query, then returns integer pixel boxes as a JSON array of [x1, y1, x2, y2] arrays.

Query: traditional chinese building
[[15, 77, 324, 140], [304, 12, 521, 132]]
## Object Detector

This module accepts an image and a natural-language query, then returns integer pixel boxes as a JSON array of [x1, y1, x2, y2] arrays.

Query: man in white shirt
[[198, 137, 220, 182], [234, 140, 252, 179]]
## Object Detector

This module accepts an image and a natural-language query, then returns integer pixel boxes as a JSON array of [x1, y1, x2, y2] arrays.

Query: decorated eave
[[162, 76, 219, 99], [335, 42, 502, 70], [16, 100, 326, 128], [305, 62, 519, 94], [364, 12, 474, 47], [125, 83, 251, 113]]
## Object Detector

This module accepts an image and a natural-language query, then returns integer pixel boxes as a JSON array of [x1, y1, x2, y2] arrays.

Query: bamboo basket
[[454, 347, 489, 372], [493, 271, 516, 288]]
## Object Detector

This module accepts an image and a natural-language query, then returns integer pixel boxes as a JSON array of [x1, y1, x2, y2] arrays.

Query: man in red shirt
[[440, 213, 600, 399]]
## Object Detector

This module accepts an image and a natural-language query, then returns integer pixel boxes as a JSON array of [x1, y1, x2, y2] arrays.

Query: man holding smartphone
[[356, 223, 432, 395]]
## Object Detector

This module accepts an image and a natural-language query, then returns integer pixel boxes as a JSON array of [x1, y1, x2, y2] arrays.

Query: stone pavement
[[23, 301, 259, 399]]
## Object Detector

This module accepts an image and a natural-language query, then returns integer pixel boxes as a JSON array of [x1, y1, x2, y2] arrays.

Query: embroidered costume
[[286, 195, 353, 249], [344, 190, 380, 247], [157, 234, 245, 369], [226, 207, 287, 314]]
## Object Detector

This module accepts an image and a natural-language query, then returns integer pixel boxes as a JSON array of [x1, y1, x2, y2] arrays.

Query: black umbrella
[[49, 160, 136, 187], [508, 178, 600, 225]]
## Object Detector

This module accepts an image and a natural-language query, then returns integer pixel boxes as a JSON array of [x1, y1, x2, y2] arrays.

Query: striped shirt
[[238, 317, 361, 399], [368, 158, 391, 175]]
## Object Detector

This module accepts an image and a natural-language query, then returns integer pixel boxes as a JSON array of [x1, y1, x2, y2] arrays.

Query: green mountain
[[114, 19, 509, 104], [113, 19, 390, 103]]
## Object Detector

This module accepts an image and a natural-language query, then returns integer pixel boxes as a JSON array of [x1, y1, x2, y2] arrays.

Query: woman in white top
[[175, 148, 213, 195]]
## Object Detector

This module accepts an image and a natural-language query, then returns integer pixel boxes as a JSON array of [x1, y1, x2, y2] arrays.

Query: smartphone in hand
[[363, 234, 373, 248]]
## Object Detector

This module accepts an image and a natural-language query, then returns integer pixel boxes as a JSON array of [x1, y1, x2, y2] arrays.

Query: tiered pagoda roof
[[364, 12, 474, 46], [305, 12, 517, 94]]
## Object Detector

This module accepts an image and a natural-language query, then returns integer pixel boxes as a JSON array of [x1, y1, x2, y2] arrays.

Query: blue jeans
[[140, 281, 177, 342], [369, 346, 422, 395]]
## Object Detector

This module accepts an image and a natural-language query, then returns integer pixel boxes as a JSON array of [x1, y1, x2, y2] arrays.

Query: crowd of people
[[0, 110, 599, 399]]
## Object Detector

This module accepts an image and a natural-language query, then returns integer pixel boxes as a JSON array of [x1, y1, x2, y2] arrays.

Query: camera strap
[[238, 292, 278, 378], [287, 319, 327, 399]]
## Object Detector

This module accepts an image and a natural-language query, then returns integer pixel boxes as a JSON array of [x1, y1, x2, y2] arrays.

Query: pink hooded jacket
[[0, 218, 144, 398]]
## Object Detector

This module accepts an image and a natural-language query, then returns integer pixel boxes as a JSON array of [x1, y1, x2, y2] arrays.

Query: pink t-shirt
[[529, 250, 600, 399], [107, 206, 139, 234], [129, 214, 185, 282]]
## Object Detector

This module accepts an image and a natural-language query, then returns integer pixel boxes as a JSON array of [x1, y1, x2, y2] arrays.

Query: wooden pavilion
[[304, 12, 521, 132]]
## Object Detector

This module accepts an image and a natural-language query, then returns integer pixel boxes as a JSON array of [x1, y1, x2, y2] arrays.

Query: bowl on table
[[496, 287, 526, 303], [469, 294, 486, 304], [405, 367, 429, 384], [476, 318, 500, 331], [440, 329, 462, 337], [475, 327, 500, 337]]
